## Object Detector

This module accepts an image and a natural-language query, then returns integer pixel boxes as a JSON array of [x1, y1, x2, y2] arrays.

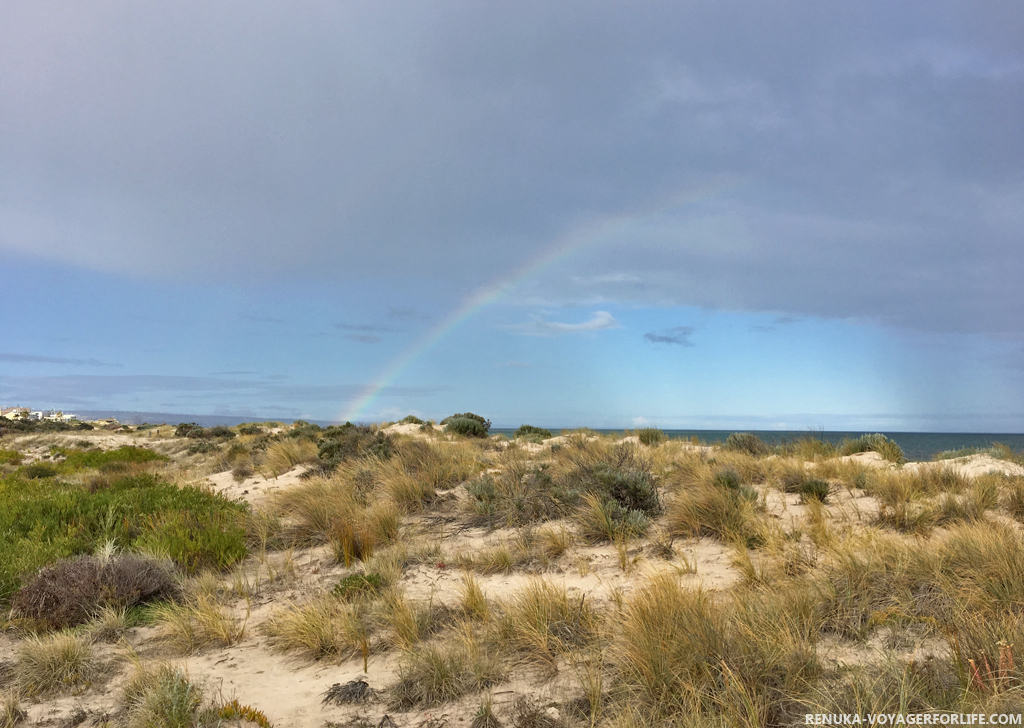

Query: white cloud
[[514, 311, 621, 337]]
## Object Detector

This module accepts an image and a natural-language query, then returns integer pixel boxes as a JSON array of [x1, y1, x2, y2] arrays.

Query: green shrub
[[637, 428, 666, 446], [723, 432, 768, 457], [174, 423, 205, 438], [186, 441, 219, 455], [314, 425, 394, 474], [441, 413, 490, 431], [839, 433, 905, 464], [0, 473, 247, 602], [400, 415, 425, 425], [20, 463, 58, 479], [515, 424, 552, 440], [62, 446, 168, 470], [332, 572, 384, 600], [798, 478, 831, 503], [205, 426, 236, 439], [0, 450, 22, 466], [237, 424, 264, 436], [445, 417, 489, 438], [712, 468, 742, 490]]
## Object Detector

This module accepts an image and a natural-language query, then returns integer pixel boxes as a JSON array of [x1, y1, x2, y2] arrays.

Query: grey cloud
[[0, 2, 1021, 336], [345, 334, 383, 344], [334, 323, 395, 334], [0, 352, 121, 367], [644, 326, 695, 346]]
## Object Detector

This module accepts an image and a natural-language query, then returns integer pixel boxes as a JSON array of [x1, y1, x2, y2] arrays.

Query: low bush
[[400, 415, 425, 425], [332, 572, 384, 600], [636, 428, 666, 446], [839, 433, 905, 464], [175, 422, 205, 438], [575, 492, 649, 543], [122, 663, 221, 728], [724, 432, 769, 457], [20, 463, 58, 479], [515, 424, 553, 440], [0, 449, 23, 466], [12, 553, 177, 629], [237, 424, 265, 436], [446, 417, 489, 438], [798, 478, 831, 504], [63, 445, 168, 470], [315, 424, 394, 474]]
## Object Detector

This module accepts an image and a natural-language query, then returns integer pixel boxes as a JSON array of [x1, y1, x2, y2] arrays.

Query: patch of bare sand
[[908, 453, 1024, 478], [205, 464, 311, 505]]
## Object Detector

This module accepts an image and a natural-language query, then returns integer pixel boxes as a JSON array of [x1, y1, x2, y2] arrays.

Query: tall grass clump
[[122, 663, 221, 728], [1, 692, 26, 728], [495, 578, 597, 665], [839, 433, 905, 464], [636, 428, 666, 446], [575, 492, 649, 543], [667, 470, 765, 545], [151, 593, 246, 653], [389, 630, 505, 708], [14, 632, 99, 696], [261, 593, 368, 660], [262, 438, 318, 477], [724, 432, 769, 457]]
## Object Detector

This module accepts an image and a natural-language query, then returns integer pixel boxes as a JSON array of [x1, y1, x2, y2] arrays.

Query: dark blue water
[[490, 429, 1024, 462]]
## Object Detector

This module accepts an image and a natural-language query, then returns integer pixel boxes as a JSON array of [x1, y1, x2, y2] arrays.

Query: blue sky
[[1, 1, 1023, 431]]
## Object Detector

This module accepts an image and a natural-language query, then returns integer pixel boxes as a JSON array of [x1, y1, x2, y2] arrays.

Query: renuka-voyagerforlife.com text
[[804, 714, 1023, 725]]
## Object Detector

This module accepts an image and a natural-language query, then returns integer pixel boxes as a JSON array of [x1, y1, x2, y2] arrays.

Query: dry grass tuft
[[261, 593, 368, 660], [263, 438, 318, 477], [14, 632, 99, 696], [151, 594, 246, 653], [389, 627, 505, 709], [495, 578, 597, 665]]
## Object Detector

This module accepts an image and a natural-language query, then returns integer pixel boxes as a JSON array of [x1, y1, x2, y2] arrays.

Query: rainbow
[[340, 177, 740, 423]]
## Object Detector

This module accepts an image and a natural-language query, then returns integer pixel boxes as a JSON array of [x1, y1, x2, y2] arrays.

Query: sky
[[1, 1, 1023, 431]]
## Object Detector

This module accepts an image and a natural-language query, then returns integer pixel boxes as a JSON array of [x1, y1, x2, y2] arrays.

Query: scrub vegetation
[[1, 421, 1023, 726]]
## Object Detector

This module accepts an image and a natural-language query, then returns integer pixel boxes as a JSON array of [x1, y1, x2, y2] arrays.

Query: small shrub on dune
[[515, 424, 553, 440], [441, 412, 491, 430], [12, 553, 177, 630], [14, 632, 99, 696], [637, 428, 666, 446], [724, 432, 769, 457], [445, 417, 490, 438], [314, 424, 394, 475], [575, 492, 649, 543], [400, 414, 425, 425], [20, 462, 58, 479], [174, 422, 205, 438], [839, 433, 905, 464], [797, 478, 831, 504]]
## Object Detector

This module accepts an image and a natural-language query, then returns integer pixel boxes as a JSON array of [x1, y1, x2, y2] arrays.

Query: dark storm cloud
[[644, 327, 695, 346], [1, 1, 1021, 335]]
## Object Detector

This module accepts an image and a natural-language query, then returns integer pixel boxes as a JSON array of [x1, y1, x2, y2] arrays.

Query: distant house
[[0, 407, 29, 420], [28, 411, 44, 421]]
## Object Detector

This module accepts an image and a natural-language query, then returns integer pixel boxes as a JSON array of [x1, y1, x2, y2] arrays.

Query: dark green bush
[[400, 415, 425, 425], [332, 572, 384, 600], [174, 422, 204, 438], [637, 428, 666, 446], [724, 432, 769, 457], [314, 424, 394, 474], [186, 441, 219, 455], [798, 478, 831, 503], [206, 425, 236, 439], [21, 463, 58, 479], [445, 417, 489, 438], [237, 424, 264, 436], [712, 468, 743, 491], [441, 413, 491, 431], [515, 424, 552, 440], [288, 420, 323, 441]]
